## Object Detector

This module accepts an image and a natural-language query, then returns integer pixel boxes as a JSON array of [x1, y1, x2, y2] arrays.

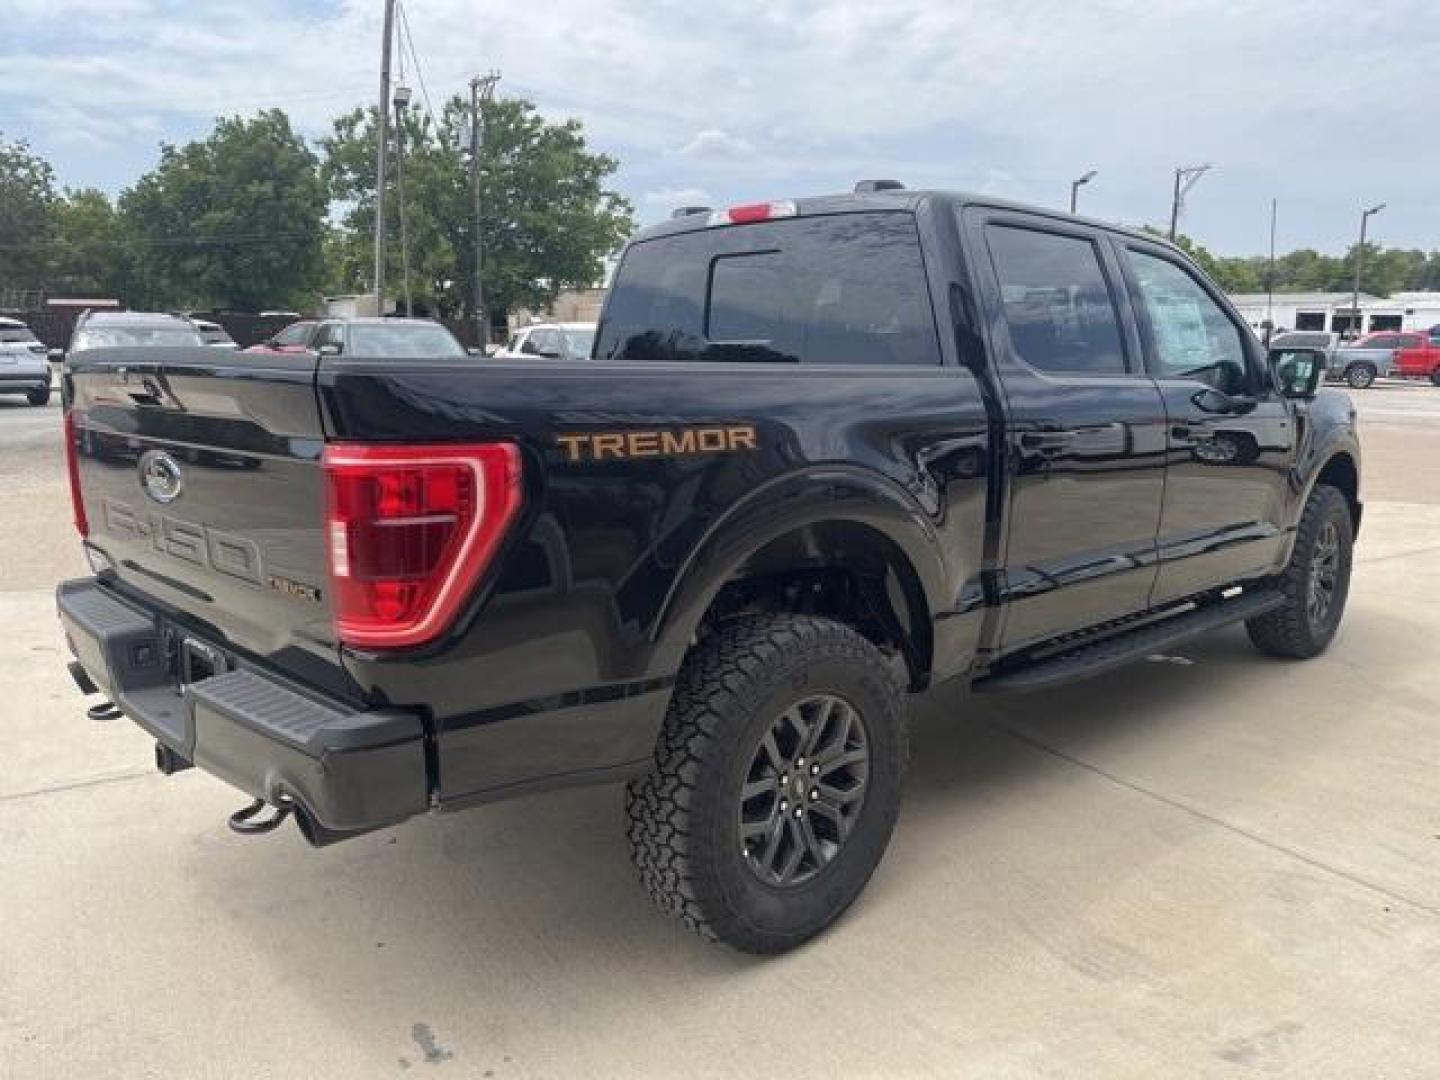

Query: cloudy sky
[[3, 0, 1435, 255]]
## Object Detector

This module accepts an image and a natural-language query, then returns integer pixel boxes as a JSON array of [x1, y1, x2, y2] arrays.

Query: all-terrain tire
[[1245, 483, 1353, 659], [26, 386, 50, 407], [1345, 363, 1376, 389], [626, 614, 907, 953]]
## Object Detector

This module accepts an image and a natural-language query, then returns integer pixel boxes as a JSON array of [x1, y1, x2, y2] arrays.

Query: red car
[[1391, 333, 1440, 385], [244, 320, 319, 355]]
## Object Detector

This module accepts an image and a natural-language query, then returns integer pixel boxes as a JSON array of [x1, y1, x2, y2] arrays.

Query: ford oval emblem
[[139, 450, 184, 504]]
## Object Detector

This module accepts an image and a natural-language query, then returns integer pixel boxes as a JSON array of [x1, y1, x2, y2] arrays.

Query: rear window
[[596, 212, 940, 366], [73, 325, 202, 349], [347, 323, 466, 358], [1273, 332, 1330, 349]]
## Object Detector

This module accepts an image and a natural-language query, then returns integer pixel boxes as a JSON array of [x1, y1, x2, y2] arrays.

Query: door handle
[[1020, 431, 1075, 452], [1171, 425, 1217, 445]]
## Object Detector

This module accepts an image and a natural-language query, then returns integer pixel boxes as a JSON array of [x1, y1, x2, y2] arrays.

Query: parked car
[[68, 311, 204, 353], [0, 315, 53, 406], [57, 184, 1359, 954], [496, 322, 596, 361], [191, 319, 239, 349], [245, 319, 320, 355], [1391, 334, 1440, 385], [311, 318, 472, 358]]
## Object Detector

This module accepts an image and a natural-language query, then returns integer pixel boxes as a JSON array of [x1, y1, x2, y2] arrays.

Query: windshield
[[74, 325, 204, 349], [0, 327, 39, 343], [347, 322, 466, 358], [563, 329, 595, 358]]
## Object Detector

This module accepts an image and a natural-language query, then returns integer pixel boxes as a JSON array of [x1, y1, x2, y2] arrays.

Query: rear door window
[[596, 212, 940, 366]]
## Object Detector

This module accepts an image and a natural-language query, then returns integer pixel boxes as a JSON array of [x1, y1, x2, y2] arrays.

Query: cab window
[[984, 225, 1127, 376], [1125, 248, 1249, 393], [273, 322, 312, 347]]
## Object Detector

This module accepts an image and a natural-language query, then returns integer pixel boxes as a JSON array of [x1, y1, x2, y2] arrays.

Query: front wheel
[[1345, 363, 1376, 389], [1246, 484, 1353, 659], [1429, 369, 1440, 387], [26, 386, 50, 407], [626, 614, 907, 953]]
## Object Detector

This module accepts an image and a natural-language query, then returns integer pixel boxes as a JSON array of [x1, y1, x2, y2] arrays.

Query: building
[[1228, 291, 1440, 337]]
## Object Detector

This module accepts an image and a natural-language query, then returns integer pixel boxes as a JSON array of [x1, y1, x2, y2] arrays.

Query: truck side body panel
[[319, 356, 990, 804]]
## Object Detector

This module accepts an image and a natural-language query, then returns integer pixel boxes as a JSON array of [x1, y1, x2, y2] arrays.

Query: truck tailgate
[[67, 347, 339, 688]]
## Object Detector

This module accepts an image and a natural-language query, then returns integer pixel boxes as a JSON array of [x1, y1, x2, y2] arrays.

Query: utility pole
[[1069, 170, 1096, 215], [1265, 197, 1277, 344], [469, 71, 500, 349], [1168, 163, 1212, 241], [393, 84, 413, 317], [373, 0, 397, 315], [1349, 202, 1386, 340]]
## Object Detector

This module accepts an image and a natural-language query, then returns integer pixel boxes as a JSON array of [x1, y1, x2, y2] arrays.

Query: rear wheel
[[1345, 363, 1376, 389], [1429, 369, 1440, 387], [1246, 484, 1353, 659], [626, 614, 907, 953], [26, 386, 50, 407]]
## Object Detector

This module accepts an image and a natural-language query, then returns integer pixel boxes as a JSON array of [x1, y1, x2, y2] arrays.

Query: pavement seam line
[[1355, 543, 1440, 566], [988, 720, 1440, 920], [0, 768, 155, 805]]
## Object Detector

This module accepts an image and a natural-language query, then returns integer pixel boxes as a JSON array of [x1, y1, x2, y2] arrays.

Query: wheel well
[[696, 522, 933, 691], [1316, 453, 1360, 531]]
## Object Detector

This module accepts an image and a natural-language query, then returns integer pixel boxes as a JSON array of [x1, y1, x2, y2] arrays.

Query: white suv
[[0, 316, 53, 406], [495, 322, 596, 361]]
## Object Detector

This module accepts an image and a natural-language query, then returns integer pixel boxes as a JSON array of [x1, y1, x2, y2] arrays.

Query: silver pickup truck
[[1302, 330, 1402, 389], [1272, 331, 1389, 389]]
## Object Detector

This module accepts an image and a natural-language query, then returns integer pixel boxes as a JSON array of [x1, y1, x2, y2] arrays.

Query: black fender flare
[[650, 464, 955, 674]]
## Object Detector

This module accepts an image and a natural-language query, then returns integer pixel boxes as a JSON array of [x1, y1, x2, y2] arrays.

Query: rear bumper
[[56, 577, 429, 839]]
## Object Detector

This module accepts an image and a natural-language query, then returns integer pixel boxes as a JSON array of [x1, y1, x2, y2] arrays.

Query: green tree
[[321, 96, 633, 318], [0, 134, 58, 298], [120, 110, 326, 310], [48, 188, 127, 298]]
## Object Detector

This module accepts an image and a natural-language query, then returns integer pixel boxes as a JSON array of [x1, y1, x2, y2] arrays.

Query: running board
[[973, 589, 1285, 694]]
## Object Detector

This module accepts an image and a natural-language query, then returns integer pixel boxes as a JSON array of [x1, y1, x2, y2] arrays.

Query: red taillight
[[322, 443, 523, 649], [707, 200, 798, 227], [63, 409, 89, 538]]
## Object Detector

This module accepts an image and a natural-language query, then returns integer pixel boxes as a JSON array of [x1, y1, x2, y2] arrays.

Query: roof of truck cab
[[631, 189, 1181, 254]]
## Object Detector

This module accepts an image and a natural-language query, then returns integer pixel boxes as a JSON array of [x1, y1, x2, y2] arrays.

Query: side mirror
[[466, 346, 481, 355], [1269, 347, 1324, 399], [535, 346, 562, 359], [47, 348, 63, 363], [317, 343, 342, 357]]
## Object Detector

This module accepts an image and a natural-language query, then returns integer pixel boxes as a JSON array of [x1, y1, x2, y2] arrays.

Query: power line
[[397, 0, 443, 140]]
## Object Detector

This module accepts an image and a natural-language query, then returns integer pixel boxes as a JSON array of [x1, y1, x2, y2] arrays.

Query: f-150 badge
[[557, 425, 757, 463]]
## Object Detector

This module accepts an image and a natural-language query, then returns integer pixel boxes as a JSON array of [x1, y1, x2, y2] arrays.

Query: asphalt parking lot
[[3, 383, 1439, 1078]]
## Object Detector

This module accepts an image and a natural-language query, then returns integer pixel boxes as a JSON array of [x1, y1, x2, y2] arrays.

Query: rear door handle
[[1171, 425, 1217, 445], [1019, 431, 1075, 451]]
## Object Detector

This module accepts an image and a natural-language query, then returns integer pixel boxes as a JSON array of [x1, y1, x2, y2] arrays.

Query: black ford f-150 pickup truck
[[58, 184, 1359, 953]]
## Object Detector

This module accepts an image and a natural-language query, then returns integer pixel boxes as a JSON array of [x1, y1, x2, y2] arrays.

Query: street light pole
[[1069, 170, 1097, 214], [469, 71, 500, 350], [1168, 163, 1213, 242], [1265, 197, 1277, 344], [373, 0, 397, 316], [1349, 202, 1386, 340], [393, 84, 413, 317]]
